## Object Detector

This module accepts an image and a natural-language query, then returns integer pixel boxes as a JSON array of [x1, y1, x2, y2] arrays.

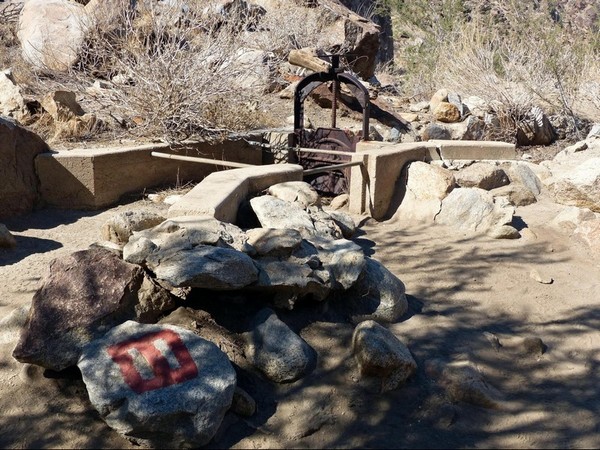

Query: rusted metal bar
[[293, 147, 359, 157], [302, 160, 363, 176], [151, 152, 254, 168]]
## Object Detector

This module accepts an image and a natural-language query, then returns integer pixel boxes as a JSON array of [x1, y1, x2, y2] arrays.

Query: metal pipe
[[303, 161, 363, 176], [151, 152, 254, 168], [293, 147, 357, 157]]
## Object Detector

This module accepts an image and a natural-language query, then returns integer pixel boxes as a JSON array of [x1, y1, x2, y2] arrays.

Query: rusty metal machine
[[291, 54, 370, 195]]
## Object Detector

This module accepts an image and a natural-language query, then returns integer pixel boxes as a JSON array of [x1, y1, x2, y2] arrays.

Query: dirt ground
[[1, 190, 599, 449]]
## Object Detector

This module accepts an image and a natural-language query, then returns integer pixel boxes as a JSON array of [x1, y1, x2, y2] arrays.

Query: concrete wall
[[35, 139, 263, 209], [349, 140, 517, 220]]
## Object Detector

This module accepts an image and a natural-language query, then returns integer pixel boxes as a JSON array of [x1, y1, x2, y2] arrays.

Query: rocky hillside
[[0, 0, 598, 147]]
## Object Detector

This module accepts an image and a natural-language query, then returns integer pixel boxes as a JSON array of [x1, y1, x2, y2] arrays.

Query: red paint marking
[[107, 329, 198, 394]]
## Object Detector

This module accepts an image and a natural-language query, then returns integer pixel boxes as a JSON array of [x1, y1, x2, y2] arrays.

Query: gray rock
[[101, 210, 166, 245], [250, 195, 315, 235], [506, 162, 543, 196], [488, 225, 520, 239], [305, 236, 365, 291], [326, 210, 357, 238], [352, 320, 417, 392], [151, 245, 259, 289], [462, 95, 488, 118], [550, 206, 597, 233], [454, 163, 510, 190], [231, 387, 256, 417], [529, 268, 553, 284], [245, 308, 316, 383], [328, 193, 349, 210], [307, 206, 343, 239], [409, 101, 429, 113], [0, 69, 28, 122], [0, 223, 17, 248], [421, 123, 451, 141], [78, 321, 236, 448], [267, 181, 320, 208], [426, 359, 504, 409], [447, 92, 465, 118], [253, 257, 331, 307], [12, 248, 175, 370], [246, 228, 303, 257], [123, 216, 249, 265], [546, 157, 600, 213], [572, 217, 600, 255], [587, 123, 600, 139], [490, 184, 537, 207], [436, 188, 514, 234], [0, 303, 30, 345], [392, 161, 455, 223], [0, 117, 49, 219], [343, 257, 408, 323]]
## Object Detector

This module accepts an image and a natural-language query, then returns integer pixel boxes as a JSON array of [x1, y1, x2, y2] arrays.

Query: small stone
[[433, 102, 461, 123], [529, 268, 553, 284], [0, 223, 17, 248], [329, 194, 349, 210], [488, 225, 520, 239], [521, 337, 546, 356], [231, 387, 256, 417]]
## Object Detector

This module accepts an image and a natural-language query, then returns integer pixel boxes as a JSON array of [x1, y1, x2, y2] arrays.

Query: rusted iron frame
[[293, 56, 371, 141]]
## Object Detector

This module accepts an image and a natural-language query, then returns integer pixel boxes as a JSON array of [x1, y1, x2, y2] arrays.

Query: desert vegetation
[[0, 0, 599, 144]]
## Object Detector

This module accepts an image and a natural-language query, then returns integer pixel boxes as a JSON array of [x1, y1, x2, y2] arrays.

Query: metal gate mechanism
[[291, 54, 370, 195]]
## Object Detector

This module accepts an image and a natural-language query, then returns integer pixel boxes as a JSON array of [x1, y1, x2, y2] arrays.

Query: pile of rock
[[12, 180, 412, 446], [391, 158, 543, 239]]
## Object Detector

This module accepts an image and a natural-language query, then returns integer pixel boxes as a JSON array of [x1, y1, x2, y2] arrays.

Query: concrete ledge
[[351, 140, 516, 220], [35, 140, 262, 209], [167, 164, 304, 223], [430, 140, 516, 161]]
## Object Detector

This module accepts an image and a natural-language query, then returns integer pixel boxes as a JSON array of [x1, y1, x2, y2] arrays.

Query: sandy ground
[[0, 192, 599, 449]]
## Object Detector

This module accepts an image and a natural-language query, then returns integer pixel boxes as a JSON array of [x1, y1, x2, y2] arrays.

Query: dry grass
[[391, 0, 600, 139]]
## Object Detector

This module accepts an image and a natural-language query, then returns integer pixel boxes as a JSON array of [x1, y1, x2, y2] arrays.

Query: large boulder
[[352, 320, 417, 392], [545, 156, 600, 212], [12, 248, 175, 370], [150, 244, 259, 289], [0, 117, 49, 220], [78, 321, 236, 448], [435, 187, 515, 236], [18, 0, 90, 72], [342, 257, 408, 324], [391, 161, 455, 223], [244, 308, 317, 383]]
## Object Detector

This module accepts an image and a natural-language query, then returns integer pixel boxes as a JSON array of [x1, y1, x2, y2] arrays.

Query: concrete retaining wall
[[35, 139, 263, 209], [349, 140, 516, 220]]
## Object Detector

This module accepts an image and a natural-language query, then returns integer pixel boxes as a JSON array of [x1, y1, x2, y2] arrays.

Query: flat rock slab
[[79, 321, 236, 448], [151, 244, 259, 289], [250, 195, 315, 235]]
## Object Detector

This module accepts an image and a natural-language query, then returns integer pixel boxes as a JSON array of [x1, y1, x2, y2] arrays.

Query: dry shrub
[[392, 0, 600, 138]]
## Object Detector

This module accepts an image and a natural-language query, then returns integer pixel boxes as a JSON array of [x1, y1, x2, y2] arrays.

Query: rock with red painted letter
[[78, 321, 236, 448]]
